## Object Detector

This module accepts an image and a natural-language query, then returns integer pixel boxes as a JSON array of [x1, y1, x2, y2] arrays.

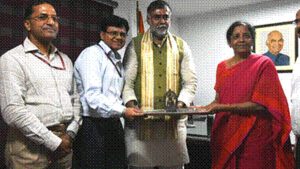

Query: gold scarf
[[139, 29, 180, 139]]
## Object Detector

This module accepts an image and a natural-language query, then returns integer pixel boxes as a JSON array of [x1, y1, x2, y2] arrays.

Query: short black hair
[[24, 0, 54, 20], [147, 0, 172, 15], [226, 21, 255, 44], [99, 15, 129, 33]]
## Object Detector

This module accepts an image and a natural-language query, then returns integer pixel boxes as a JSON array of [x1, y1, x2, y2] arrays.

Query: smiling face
[[229, 25, 253, 56], [266, 31, 284, 56], [100, 26, 127, 51], [24, 3, 59, 44], [147, 7, 171, 39]]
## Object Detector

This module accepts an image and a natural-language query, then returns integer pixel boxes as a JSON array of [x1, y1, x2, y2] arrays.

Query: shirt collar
[[99, 40, 121, 61], [23, 37, 58, 55]]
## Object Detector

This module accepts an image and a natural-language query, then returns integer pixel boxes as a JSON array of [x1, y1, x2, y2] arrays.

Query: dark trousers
[[73, 116, 126, 169], [297, 137, 300, 169]]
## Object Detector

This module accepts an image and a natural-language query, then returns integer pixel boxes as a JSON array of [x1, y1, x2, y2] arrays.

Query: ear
[[147, 15, 151, 25], [24, 20, 31, 31], [100, 32, 104, 40]]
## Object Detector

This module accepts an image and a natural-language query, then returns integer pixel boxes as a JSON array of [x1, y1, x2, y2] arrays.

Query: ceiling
[[138, 0, 275, 18]]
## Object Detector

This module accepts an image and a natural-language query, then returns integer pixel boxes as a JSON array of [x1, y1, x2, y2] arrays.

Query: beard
[[151, 25, 168, 39]]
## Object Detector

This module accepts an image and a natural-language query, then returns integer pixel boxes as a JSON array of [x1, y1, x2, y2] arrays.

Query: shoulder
[[1, 45, 24, 60], [132, 34, 144, 43], [217, 60, 226, 69], [77, 45, 102, 60], [280, 53, 289, 58], [171, 34, 187, 45], [74, 44, 105, 67], [0, 45, 27, 68], [250, 54, 276, 71]]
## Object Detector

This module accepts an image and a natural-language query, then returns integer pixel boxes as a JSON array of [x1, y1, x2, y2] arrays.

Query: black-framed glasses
[[152, 14, 170, 21], [30, 14, 60, 23], [293, 19, 300, 25], [105, 31, 127, 38]]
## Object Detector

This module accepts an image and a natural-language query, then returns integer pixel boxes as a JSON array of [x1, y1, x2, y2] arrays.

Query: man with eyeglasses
[[291, 9, 300, 169], [0, 1, 81, 169], [73, 15, 143, 169], [122, 0, 197, 169]]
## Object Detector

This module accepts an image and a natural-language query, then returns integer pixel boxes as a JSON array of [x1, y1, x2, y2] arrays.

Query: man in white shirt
[[73, 15, 143, 169], [291, 9, 300, 169], [0, 1, 81, 168]]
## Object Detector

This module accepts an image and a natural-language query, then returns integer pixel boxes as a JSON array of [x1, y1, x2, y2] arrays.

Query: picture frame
[[254, 21, 298, 72]]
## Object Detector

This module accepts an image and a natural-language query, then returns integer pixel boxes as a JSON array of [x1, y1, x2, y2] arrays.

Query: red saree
[[211, 54, 295, 169]]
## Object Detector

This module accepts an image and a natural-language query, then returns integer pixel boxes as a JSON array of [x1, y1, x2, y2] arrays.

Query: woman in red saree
[[195, 21, 295, 169]]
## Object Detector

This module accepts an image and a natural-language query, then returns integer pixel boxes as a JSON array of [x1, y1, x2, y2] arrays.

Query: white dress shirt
[[74, 41, 126, 118], [0, 38, 81, 151]]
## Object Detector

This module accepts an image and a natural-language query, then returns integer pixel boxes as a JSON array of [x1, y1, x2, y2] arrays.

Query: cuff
[[112, 103, 126, 117], [66, 120, 80, 135], [123, 96, 137, 106], [43, 130, 62, 151]]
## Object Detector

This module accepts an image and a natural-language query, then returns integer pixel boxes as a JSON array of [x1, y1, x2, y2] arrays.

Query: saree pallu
[[211, 54, 295, 169]]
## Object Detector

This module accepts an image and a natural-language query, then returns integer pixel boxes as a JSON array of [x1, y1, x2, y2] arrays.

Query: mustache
[[42, 25, 57, 31], [156, 25, 168, 29]]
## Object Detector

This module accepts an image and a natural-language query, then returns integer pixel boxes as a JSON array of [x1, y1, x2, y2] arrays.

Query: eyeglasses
[[293, 19, 300, 25], [105, 31, 127, 38], [30, 14, 60, 23], [151, 14, 170, 21]]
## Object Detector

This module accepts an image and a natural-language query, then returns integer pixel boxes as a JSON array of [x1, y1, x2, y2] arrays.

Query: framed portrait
[[254, 21, 298, 72]]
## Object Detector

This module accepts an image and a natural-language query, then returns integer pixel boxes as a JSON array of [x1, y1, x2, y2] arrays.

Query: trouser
[[73, 116, 126, 169], [5, 127, 72, 169], [129, 165, 184, 169]]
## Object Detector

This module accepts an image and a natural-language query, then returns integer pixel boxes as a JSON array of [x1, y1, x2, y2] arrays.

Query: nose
[[46, 17, 55, 24], [238, 36, 245, 42], [159, 17, 167, 23]]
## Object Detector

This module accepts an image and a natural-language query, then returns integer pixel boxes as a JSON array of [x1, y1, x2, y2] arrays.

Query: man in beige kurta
[[122, 1, 197, 168]]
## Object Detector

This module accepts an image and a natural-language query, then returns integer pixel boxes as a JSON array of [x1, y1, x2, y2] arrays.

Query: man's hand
[[123, 107, 144, 120], [50, 133, 73, 162], [176, 101, 186, 108]]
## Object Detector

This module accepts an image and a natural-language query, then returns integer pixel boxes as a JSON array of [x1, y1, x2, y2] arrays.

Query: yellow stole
[[141, 30, 180, 110], [139, 30, 180, 139]]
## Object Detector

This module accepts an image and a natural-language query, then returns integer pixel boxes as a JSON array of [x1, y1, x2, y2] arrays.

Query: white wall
[[178, 0, 300, 105], [114, 0, 299, 106]]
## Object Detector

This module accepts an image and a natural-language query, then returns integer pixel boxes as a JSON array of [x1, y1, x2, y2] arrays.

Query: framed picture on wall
[[254, 21, 298, 72]]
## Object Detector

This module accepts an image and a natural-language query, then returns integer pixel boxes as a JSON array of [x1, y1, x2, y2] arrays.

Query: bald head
[[266, 30, 284, 56]]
